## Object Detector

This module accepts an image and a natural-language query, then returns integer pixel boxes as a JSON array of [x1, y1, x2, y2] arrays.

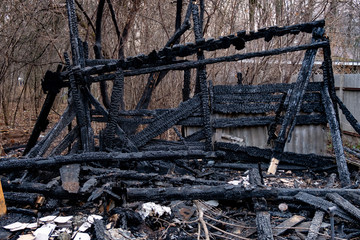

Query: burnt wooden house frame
[[3, 0, 360, 190]]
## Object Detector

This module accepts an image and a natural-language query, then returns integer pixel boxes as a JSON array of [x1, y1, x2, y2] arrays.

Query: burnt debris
[[1, 0, 360, 239]]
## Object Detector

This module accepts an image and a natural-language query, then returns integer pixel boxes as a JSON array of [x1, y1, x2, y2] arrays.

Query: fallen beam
[[294, 192, 353, 222], [305, 211, 325, 240], [126, 185, 360, 202], [0, 150, 222, 171], [327, 193, 360, 222]]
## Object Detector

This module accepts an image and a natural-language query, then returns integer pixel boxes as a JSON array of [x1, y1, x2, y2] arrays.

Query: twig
[[195, 200, 210, 240]]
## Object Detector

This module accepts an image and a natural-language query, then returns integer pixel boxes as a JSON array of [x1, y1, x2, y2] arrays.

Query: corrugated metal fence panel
[[184, 113, 328, 155], [284, 125, 328, 155]]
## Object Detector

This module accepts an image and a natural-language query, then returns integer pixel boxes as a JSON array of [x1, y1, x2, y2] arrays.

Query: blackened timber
[[294, 192, 353, 222], [84, 41, 328, 81], [214, 92, 321, 104], [85, 88, 137, 151], [327, 193, 360, 222], [214, 82, 322, 95], [81, 166, 225, 186], [24, 91, 58, 155], [126, 185, 360, 202], [215, 142, 335, 168], [336, 96, 360, 135], [344, 147, 360, 159], [184, 129, 206, 141], [104, 69, 125, 148], [0, 150, 220, 171], [4, 192, 43, 207], [323, 46, 340, 123], [66, 0, 81, 65], [273, 47, 317, 153], [1, 178, 84, 200], [26, 103, 76, 157], [84, 20, 325, 68], [305, 211, 325, 240], [49, 125, 79, 156], [254, 198, 274, 240], [212, 114, 327, 128], [65, 54, 93, 152], [130, 96, 201, 148], [321, 83, 351, 186], [213, 102, 323, 114]]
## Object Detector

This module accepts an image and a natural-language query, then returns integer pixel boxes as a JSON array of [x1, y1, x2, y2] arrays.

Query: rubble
[[1, 0, 360, 239]]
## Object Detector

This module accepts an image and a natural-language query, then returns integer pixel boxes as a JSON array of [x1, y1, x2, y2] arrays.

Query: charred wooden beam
[[321, 79, 350, 186], [294, 192, 353, 222], [344, 147, 360, 159], [254, 198, 274, 240], [215, 142, 335, 168], [130, 95, 201, 147], [84, 20, 325, 68], [0, 150, 221, 171], [65, 54, 94, 152], [104, 69, 125, 148], [214, 82, 322, 95], [268, 44, 317, 174], [336, 96, 360, 135], [27, 103, 76, 157], [213, 114, 327, 128], [327, 193, 360, 222], [23, 91, 58, 155], [81, 166, 225, 186], [49, 125, 79, 156], [4, 192, 43, 207], [84, 41, 328, 81], [1, 179, 83, 200], [306, 211, 325, 240], [126, 185, 360, 203], [66, 0, 81, 66]]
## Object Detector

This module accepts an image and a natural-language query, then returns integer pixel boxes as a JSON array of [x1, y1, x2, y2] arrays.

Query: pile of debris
[[1, 0, 360, 239]]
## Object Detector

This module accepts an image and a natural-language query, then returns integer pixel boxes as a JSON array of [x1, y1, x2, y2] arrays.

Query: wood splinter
[[267, 157, 280, 175]]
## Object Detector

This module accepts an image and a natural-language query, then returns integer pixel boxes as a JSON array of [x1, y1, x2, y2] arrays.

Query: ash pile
[[1, 0, 360, 239]]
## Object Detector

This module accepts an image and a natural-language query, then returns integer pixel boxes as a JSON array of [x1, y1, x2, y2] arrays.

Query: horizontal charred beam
[[214, 92, 321, 104], [213, 102, 324, 114], [84, 20, 324, 69], [0, 150, 222, 171], [215, 142, 335, 168], [83, 41, 328, 81], [126, 185, 360, 202], [213, 114, 327, 128], [214, 82, 322, 95]]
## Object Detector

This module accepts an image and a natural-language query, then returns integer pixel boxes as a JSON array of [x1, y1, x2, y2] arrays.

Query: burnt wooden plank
[[213, 102, 323, 114], [273, 215, 305, 236], [212, 114, 327, 128], [27, 103, 76, 157], [215, 142, 335, 168], [321, 82, 351, 186], [130, 95, 201, 147], [305, 211, 325, 240], [336, 96, 360, 135], [268, 46, 317, 174], [0, 150, 220, 171], [294, 192, 353, 222], [327, 193, 360, 222], [254, 198, 274, 240], [84, 20, 325, 69], [83, 41, 328, 81]]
